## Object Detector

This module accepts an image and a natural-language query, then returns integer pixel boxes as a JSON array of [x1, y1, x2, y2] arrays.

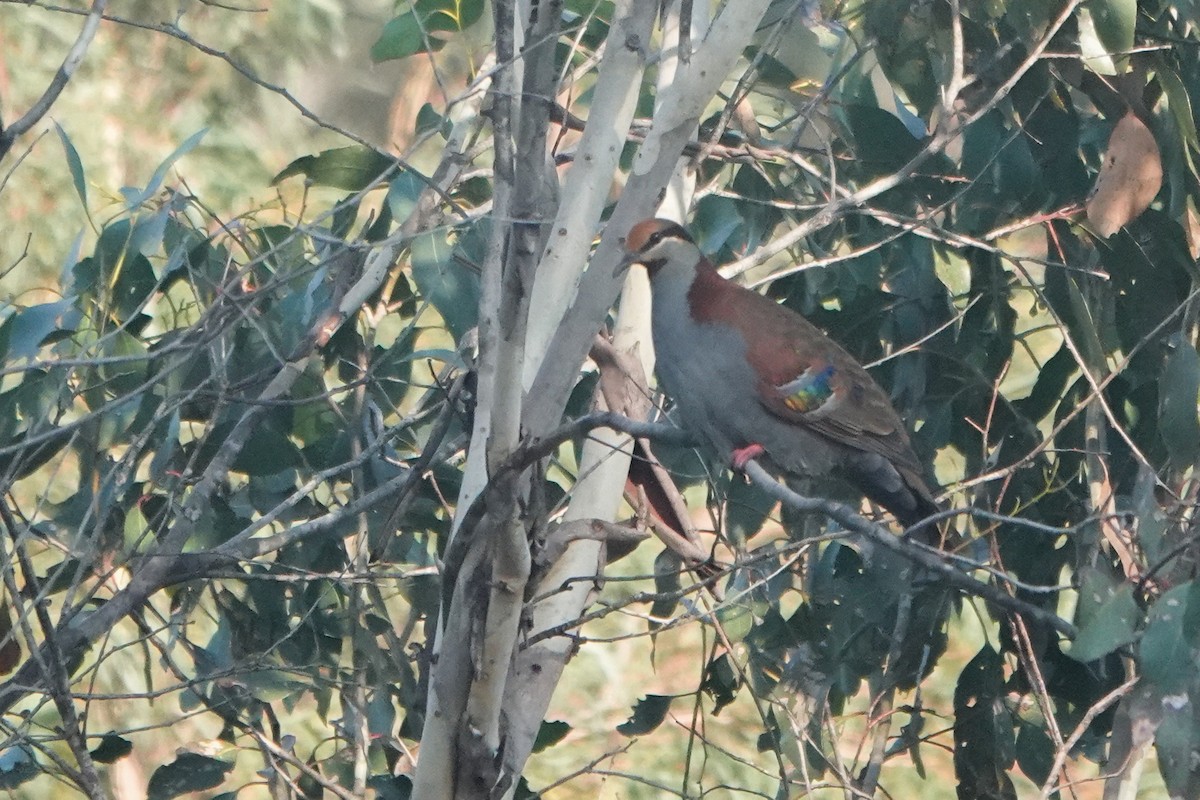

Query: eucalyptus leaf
[[1068, 583, 1140, 663], [1141, 582, 1198, 693], [1159, 336, 1200, 469], [147, 753, 232, 800], [124, 129, 207, 209], [272, 146, 395, 191], [616, 694, 673, 736], [411, 228, 479, 341], [371, 0, 485, 62], [54, 122, 88, 209]]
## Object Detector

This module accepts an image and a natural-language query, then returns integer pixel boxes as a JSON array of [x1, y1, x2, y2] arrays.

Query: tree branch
[[0, 0, 108, 163], [740, 460, 1077, 638]]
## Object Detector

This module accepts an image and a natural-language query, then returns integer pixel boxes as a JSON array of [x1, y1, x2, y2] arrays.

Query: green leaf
[[953, 646, 1016, 800], [1155, 690, 1200, 799], [368, 689, 396, 737], [701, 653, 740, 714], [125, 129, 207, 209], [130, 204, 172, 257], [725, 476, 776, 545], [648, 548, 681, 630], [1159, 336, 1200, 469], [1141, 581, 1198, 693], [386, 169, 426, 224], [415, 103, 450, 139], [233, 421, 301, 476], [370, 0, 486, 62], [692, 195, 743, 254], [272, 146, 395, 191], [0, 300, 78, 362], [368, 775, 413, 800], [147, 753, 233, 800], [1088, 0, 1136, 62], [1014, 722, 1054, 787], [1068, 583, 1140, 663], [533, 720, 571, 753], [89, 734, 133, 763], [410, 228, 479, 341], [716, 599, 756, 644], [1158, 66, 1199, 150], [54, 122, 88, 209], [110, 253, 159, 323], [1062, 273, 1107, 369], [616, 694, 673, 736]]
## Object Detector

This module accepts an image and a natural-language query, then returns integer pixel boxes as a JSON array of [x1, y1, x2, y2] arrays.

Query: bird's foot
[[730, 443, 766, 471]]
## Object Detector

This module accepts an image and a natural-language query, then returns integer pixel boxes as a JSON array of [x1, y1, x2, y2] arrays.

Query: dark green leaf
[[1159, 336, 1200, 469], [1158, 67, 1198, 150], [233, 412, 301, 475], [725, 476, 776, 545], [844, 104, 923, 177], [648, 548, 681, 630], [702, 653, 740, 714], [953, 646, 1016, 800], [692, 196, 743, 254], [111, 255, 159, 323], [533, 720, 571, 753], [386, 169, 426, 223], [272, 146, 394, 191], [370, 0, 485, 62], [1068, 583, 1140, 663], [90, 734, 133, 763], [371, 12, 432, 61], [147, 753, 232, 800], [1141, 581, 1198, 693], [0, 300, 78, 362], [1155, 690, 1200, 799], [415, 103, 450, 139], [368, 775, 412, 800], [411, 228, 479, 341], [1014, 722, 1054, 787], [54, 122, 88, 209], [616, 694, 673, 736], [368, 689, 396, 737]]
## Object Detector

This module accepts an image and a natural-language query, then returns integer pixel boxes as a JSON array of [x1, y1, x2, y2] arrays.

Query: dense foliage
[[1, 0, 1198, 797]]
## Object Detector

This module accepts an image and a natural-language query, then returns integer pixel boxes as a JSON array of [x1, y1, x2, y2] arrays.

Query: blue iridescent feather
[[780, 364, 836, 413]]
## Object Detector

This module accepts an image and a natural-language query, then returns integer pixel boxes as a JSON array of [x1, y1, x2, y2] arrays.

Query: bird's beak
[[614, 250, 637, 278]]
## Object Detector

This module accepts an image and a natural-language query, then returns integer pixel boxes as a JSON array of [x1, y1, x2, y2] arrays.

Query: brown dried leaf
[[730, 96, 762, 146], [1184, 198, 1200, 259], [1087, 112, 1163, 238]]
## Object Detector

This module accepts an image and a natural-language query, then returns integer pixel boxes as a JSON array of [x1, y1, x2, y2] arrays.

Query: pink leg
[[730, 443, 766, 471]]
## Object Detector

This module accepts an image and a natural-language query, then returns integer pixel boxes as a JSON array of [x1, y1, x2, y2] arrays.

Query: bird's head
[[616, 218, 696, 278]]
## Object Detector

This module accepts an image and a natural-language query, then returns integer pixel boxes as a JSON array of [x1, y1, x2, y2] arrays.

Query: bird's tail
[[843, 455, 961, 549]]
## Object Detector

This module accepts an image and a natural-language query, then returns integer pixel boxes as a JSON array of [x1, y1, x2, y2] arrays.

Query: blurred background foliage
[[0, 0, 436, 292], [0, 0, 1198, 798]]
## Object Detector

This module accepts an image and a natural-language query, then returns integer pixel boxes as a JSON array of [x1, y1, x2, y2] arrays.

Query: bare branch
[[0, 0, 108, 163]]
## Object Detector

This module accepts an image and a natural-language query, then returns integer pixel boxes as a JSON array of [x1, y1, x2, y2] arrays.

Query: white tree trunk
[[413, 2, 772, 796]]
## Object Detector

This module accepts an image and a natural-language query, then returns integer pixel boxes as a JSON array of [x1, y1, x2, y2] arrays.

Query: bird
[[619, 218, 948, 545]]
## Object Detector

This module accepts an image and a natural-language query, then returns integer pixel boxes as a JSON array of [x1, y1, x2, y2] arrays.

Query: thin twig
[[0, 0, 109, 162]]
